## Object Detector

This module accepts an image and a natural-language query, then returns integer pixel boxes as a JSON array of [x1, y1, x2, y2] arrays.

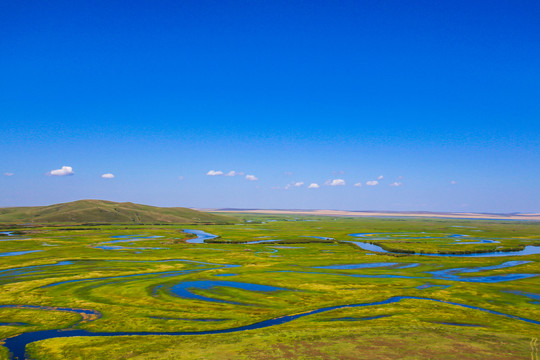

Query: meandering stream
[[3, 295, 539, 360], [348, 233, 540, 257], [2, 229, 539, 359]]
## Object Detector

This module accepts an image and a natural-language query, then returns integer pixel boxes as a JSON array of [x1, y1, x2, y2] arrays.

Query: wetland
[[0, 215, 538, 359]]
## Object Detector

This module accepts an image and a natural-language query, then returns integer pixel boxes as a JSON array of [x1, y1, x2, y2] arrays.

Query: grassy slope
[[0, 200, 237, 224]]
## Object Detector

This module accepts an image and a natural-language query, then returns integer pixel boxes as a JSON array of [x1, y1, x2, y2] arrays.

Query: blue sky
[[1, 0, 539, 212]]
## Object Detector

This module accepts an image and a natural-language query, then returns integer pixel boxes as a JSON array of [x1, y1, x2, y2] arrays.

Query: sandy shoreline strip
[[201, 209, 540, 221]]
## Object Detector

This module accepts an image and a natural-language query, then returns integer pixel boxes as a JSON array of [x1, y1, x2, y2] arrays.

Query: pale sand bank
[[200, 209, 540, 221]]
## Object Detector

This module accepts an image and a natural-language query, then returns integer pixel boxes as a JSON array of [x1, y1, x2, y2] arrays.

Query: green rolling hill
[[0, 200, 237, 224]]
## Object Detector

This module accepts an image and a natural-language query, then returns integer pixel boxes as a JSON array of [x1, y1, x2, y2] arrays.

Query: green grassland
[[0, 214, 538, 359], [0, 200, 236, 225]]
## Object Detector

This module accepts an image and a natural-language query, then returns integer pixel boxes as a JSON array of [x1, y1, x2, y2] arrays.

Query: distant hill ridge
[[0, 200, 236, 224]]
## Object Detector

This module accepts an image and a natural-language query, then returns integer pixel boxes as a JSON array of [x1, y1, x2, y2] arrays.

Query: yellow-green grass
[[0, 216, 538, 359], [25, 325, 537, 360]]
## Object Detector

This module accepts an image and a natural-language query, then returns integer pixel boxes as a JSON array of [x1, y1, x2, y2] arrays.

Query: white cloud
[[47, 166, 74, 176], [101, 173, 115, 179], [366, 180, 379, 186], [308, 183, 319, 189], [206, 170, 223, 176], [354, 182, 362, 187], [245, 174, 258, 181], [225, 171, 244, 176], [285, 181, 304, 189], [389, 182, 402, 187], [450, 180, 457, 185], [378, 175, 384, 180], [3, 172, 14, 176], [328, 179, 345, 186]]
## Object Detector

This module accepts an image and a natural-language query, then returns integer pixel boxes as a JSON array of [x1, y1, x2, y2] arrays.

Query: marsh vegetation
[[0, 216, 538, 359]]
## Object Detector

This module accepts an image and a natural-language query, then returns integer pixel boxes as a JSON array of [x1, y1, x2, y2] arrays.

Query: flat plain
[[0, 215, 539, 359]]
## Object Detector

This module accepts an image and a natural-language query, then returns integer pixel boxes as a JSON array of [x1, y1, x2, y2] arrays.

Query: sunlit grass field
[[0, 215, 539, 359]]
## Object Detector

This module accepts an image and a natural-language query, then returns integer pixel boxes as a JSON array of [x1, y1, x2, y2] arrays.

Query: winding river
[[183, 229, 219, 244], [3, 295, 539, 360], [2, 229, 539, 359], [182, 230, 540, 257], [348, 233, 540, 257]]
